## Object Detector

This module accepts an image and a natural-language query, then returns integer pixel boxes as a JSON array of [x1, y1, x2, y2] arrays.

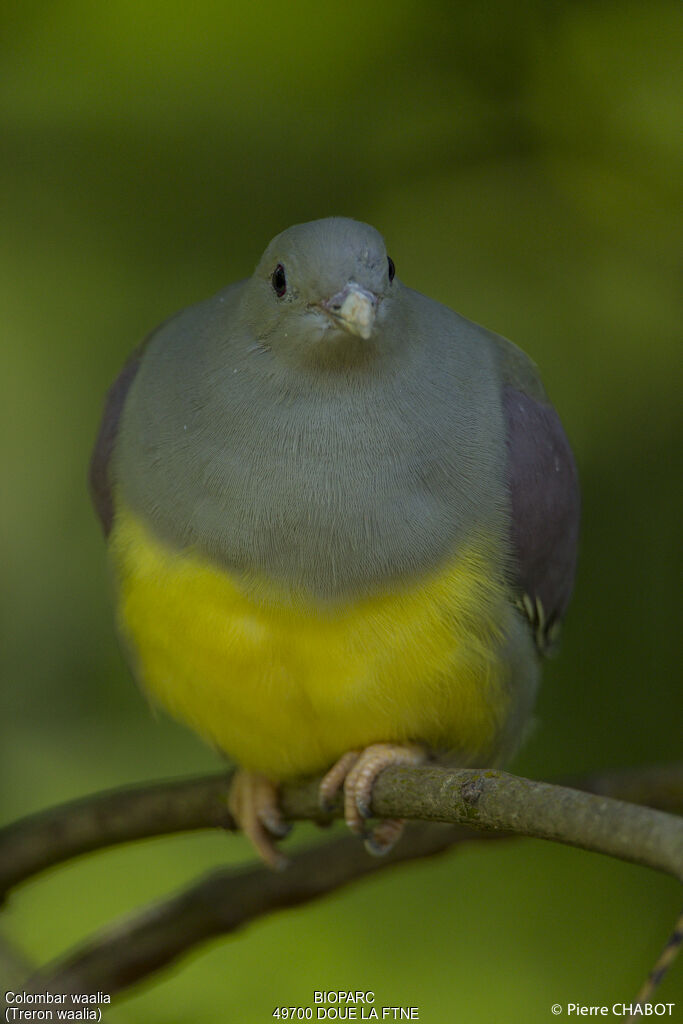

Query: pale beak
[[320, 282, 377, 340]]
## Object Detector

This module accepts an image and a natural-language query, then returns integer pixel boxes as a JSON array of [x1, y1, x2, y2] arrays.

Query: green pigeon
[[90, 217, 580, 867]]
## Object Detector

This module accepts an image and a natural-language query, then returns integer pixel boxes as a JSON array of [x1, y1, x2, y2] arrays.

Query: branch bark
[[0, 763, 680, 1001], [26, 824, 464, 995], [1, 764, 682, 901], [0, 774, 234, 901]]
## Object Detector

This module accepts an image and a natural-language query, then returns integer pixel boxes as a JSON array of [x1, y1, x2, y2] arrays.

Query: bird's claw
[[319, 742, 427, 853], [318, 750, 360, 811], [228, 769, 290, 870]]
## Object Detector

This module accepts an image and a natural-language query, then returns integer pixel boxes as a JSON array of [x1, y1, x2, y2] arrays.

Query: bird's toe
[[321, 742, 427, 849], [319, 750, 361, 811], [364, 818, 406, 856], [228, 769, 289, 870]]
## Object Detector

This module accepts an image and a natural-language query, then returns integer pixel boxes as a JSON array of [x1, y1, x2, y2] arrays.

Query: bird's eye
[[387, 256, 396, 283], [271, 263, 287, 297]]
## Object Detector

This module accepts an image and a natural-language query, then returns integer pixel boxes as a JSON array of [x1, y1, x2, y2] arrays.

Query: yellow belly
[[110, 501, 514, 779]]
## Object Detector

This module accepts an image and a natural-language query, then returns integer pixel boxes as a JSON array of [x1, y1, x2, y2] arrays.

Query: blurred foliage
[[1, 1, 681, 1021]]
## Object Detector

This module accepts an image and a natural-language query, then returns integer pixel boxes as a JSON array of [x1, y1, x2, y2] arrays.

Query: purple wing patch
[[503, 386, 580, 649], [89, 351, 143, 535]]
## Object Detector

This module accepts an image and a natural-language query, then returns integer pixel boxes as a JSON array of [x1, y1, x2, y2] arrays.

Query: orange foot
[[227, 769, 291, 871], [319, 743, 427, 855]]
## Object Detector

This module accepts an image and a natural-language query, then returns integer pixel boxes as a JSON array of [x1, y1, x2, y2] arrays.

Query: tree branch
[[2, 764, 681, 1002], [1, 764, 682, 901], [26, 824, 465, 995], [0, 774, 234, 901], [363, 765, 683, 878]]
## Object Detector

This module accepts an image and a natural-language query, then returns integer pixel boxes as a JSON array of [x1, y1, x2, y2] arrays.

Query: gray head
[[239, 217, 398, 365]]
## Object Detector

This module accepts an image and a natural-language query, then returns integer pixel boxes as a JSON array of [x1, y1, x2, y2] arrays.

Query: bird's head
[[240, 217, 398, 366]]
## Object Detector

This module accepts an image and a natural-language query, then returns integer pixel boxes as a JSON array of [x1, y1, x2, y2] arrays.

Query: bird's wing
[[489, 328, 581, 654], [89, 309, 177, 535], [502, 383, 580, 653], [89, 348, 144, 535]]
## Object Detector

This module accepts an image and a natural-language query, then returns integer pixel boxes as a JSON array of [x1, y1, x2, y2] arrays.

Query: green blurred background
[[1, 1, 681, 1020]]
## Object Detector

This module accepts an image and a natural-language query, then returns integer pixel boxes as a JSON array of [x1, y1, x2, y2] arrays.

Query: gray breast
[[115, 288, 509, 602]]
